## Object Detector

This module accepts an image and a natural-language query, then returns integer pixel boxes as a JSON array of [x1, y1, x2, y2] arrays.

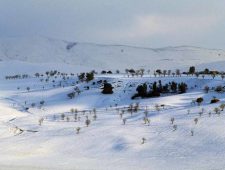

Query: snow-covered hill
[[1, 38, 225, 169], [0, 36, 225, 71], [1, 72, 225, 170]]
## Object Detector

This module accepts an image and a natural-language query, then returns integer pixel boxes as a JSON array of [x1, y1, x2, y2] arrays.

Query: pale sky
[[0, 0, 225, 48]]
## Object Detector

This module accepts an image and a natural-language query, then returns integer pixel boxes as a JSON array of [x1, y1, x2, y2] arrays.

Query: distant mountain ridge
[[0, 36, 225, 70]]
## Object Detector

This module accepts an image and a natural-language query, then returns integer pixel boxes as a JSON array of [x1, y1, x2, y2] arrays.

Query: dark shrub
[[196, 97, 204, 105], [67, 92, 75, 99], [215, 86, 223, 93], [102, 83, 113, 94], [211, 98, 220, 104]]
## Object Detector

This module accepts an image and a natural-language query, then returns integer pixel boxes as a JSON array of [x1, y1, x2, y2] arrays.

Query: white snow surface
[[0, 36, 225, 70], [1, 37, 225, 169], [1, 61, 225, 169]]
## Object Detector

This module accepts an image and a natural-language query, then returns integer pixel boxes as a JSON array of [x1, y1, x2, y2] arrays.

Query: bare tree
[[173, 125, 177, 131], [85, 119, 91, 127], [191, 130, 194, 136], [187, 109, 190, 114], [214, 107, 220, 115], [163, 70, 167, 77], [141, 137, 146, 144], [38, 118, 44, 126], [143, 117, 150, 125], [220, 103, 225, 111], [122, 118, 127, 125], [176, 69, 181, 77], [204, 86, 210, 93], [208, 111, 212, 117], [61, 113, 65, 120], [76, 127, 81, 134], [194, 118, 198, 124], [171, 117, 175, 124], [93, 113, 97, 121]]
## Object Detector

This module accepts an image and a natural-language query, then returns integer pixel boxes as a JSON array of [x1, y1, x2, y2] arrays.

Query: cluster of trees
[[124, 68, 181, 77], [132, 80, 187, 99], [183, 66, 225, 79], [122, 66, 225, 78], [101, 70, 113, 74], [5, 74, 29, 80], [34, 70, 76, 79], [57, 108, 98, 134], [204, 85, 225, 93], [192, 67, 221, 75], [153, 69, 180, 77], [125, 68, 145, 77], [22, 99, 45, 112], [214, 86, 225, 93], [45, 70, 58, 77], [78, 72, 94, 82]]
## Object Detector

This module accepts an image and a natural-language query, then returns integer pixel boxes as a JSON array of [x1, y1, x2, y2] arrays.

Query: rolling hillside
[[0, 36, 225, 71]]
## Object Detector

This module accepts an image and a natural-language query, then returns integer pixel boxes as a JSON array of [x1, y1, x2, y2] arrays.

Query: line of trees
[[132, 80, 187, 99]]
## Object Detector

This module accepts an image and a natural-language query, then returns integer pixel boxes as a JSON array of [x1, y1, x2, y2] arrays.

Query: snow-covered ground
[[1, 61, 225, 170], [1, 36, 225, 71]]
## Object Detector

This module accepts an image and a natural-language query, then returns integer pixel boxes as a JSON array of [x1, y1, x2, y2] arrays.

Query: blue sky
[[0, 0, 225, 48]]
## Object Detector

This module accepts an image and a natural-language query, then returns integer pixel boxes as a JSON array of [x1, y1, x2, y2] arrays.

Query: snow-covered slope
[[2, 37, 225, 170], [0, 37, 225, 70], [1, 72, 225, 170]]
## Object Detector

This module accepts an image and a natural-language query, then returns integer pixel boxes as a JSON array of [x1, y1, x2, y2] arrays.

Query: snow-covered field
[[1, 37, 225, 71], [1, 61, 225, 170]]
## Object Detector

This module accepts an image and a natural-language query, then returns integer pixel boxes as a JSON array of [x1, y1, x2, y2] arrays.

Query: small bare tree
[[74, 113, 78, 121], [194, 118, 198, 124], [204, 86, 210, 93], [191, 100, 196, 106], [78, 116, 81, 121], [214, 107, 220, 115], [70, 108, 75, 113], [173, 125, 177, 131], [85, 119, 91, 127], [93, 108, 96, 114], [201, 108, 205, 113], [208, 111, 212, 117], [61, 113, 65, 120], [75, 109, 78, 113], [122, 118, 127, 125], [191, 130, 194, 136], [26, 87, 30, 92], [66, 117, 70, 122], [76, 127, 81, 134], [187, 109, 190, 114], [120, 112, 123, 119], [93, 113, 97, 121], [171, 117, 175, 124], [141, 137, 146, 144], [219, 103, 225, 111], [144, 110, 148, 117], [134, 103, 139, 112], [155, 104, 160, 112], [143, 117, 150, 125], [38, 117, 44, 126]]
